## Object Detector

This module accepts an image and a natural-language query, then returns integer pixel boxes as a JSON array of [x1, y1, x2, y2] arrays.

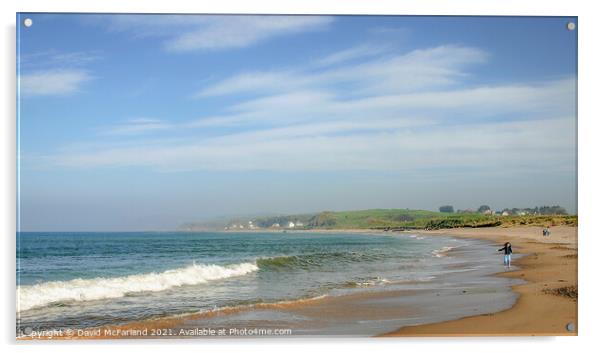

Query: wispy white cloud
[[194, 71, 298, 98], [49, 117, 575, 173], [37, 43, 576, 175], [102, 118, 173, 136], [19, 49, 100, 97], [167, 16, 333, 52], [189, 78, 574, 128], [91, 15, 334, 52], [195, 45, 488, 97], [20, 69, 92, 96], [313, 44, 391, 67], [20, 50, 101, 69]]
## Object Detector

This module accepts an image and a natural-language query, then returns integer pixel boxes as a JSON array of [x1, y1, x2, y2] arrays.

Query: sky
[[17, 14, 577, 231]]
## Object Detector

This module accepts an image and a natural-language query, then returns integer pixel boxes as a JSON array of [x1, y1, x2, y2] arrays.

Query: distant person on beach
[[498, 242, 513, 268]]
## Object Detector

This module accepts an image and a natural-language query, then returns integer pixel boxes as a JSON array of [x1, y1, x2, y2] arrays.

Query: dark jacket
[[498, 244, 513, 255]]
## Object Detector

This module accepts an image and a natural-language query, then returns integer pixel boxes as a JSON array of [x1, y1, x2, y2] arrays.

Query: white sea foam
[[17, 262, 258, 312], [354, 277, 390, 287], [431, 246, 456, 258]]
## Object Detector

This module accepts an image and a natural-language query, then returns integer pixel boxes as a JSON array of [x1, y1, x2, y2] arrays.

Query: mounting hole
[[567, 22, 576, 31], [23, 18, 33, 28], [566, 322, 575, 332]]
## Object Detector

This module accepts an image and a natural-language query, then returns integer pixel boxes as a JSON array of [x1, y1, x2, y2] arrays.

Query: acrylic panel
[[16, 14, 578, 339]]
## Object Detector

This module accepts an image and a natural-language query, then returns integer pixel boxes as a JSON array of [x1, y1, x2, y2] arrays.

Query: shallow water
[[17, 231, 519, 335]]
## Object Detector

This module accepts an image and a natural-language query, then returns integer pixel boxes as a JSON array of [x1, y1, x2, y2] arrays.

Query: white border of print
[[1, 1, 600, 353]]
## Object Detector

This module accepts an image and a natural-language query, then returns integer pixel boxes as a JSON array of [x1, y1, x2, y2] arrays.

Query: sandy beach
[[383, 225, 578, 336]]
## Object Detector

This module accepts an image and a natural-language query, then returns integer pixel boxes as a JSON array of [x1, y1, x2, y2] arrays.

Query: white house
[[288, 221, 295, 228], [295, 222, 304, 227]]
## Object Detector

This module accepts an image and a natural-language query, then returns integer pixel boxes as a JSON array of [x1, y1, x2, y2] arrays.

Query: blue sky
[[17, 14, 577, 231]]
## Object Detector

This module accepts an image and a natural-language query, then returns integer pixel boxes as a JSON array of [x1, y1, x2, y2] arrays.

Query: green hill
[[180, 208, 577, 231], [242, 209, 577, 231]]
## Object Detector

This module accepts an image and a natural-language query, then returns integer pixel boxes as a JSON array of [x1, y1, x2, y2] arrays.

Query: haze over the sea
[[18, 15, 577, 231]]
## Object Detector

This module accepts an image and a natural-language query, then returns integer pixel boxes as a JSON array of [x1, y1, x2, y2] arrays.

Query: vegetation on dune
[[418, 214, 577, 230], [422, 216, 502, 230], [498, 215, 577, 227]]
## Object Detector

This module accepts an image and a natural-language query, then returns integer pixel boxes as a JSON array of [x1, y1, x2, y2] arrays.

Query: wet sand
[[382, 225, 578, 336]]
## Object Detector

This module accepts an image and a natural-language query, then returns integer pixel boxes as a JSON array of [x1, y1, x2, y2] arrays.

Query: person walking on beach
[[498, 242, 513, 268]]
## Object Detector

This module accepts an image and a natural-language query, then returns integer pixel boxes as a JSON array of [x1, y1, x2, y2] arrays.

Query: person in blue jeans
[[498, 242, 513, 268]]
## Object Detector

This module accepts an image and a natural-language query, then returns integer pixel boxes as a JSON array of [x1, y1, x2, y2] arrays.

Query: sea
[[16, 231, 520, 336]]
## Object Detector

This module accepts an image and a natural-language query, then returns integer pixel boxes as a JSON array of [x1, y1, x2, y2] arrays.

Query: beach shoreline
[[382, 225, 578, 336], [17, 225, 577, 339]]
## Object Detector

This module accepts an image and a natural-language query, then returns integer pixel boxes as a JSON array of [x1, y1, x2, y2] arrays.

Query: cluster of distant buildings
[[456, 209, 526, 216], [224, 220, 305, 231]]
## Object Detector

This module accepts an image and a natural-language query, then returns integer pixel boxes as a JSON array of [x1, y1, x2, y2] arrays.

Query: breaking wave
[[256, 252, 385, 271], [17, 262, 258, 312]]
